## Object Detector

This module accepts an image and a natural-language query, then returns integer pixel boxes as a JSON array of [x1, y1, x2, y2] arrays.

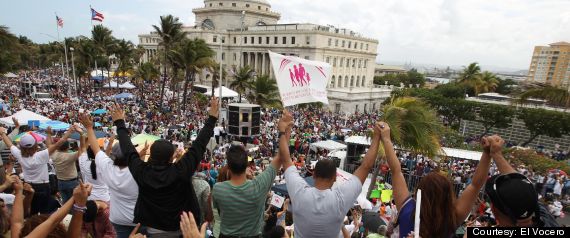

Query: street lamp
[[70, 47, 77, 97], [40, 33, 70, 96], [218, 34, 224, 120]]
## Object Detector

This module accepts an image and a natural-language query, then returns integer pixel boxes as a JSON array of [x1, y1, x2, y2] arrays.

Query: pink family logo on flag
[[269, 51, 331, 107]]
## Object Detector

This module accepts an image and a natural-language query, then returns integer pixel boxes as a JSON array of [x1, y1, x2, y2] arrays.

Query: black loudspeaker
[[227, 103, 261, 137]]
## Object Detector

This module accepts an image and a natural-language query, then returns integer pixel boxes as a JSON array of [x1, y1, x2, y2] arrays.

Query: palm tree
[[91, 25, 115, 86], [230, 66, 255, 102], [366, 96, 443, 198], [153, 15, 186, 108], [0, 25, 20, 73], [517, 82, 570, 108], [170, 38, 215, 112], [134, 62, 160, 98], [114, 39, 135, 89], [473, 71, 499, 95], [458, 62, 481, 83], [248, 75, 281, 108]]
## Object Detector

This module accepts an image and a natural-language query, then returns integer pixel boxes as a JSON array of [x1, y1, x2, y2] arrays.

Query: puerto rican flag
[[91, 8, 104, 22], [56, 16, 63, 27]]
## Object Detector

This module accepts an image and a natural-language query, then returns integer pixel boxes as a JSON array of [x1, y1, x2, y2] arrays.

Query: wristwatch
[[278, 131, 287, 138]]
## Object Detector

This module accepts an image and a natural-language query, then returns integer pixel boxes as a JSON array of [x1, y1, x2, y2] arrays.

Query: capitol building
[[138, 0, 391, 113]]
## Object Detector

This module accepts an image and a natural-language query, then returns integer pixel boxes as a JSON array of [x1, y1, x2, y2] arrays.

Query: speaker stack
[[227, 103, 261, 137]]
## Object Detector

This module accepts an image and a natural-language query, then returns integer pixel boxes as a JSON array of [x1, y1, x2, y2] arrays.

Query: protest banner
[[268, 51, 331, 107]]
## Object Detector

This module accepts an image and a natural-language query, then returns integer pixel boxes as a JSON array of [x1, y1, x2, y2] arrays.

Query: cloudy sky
[[2, 0, 569, 70]]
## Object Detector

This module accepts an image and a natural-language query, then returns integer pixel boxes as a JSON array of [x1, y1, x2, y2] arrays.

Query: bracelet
[[72, 204, 87, 213]]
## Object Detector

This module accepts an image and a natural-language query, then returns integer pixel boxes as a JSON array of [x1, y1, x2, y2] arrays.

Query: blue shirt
[[397, 197, 415, 238]]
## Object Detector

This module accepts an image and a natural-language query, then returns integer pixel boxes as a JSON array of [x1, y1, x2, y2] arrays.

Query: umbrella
[[91, 109, 107, 115], [94, 122, 103, 127], [362, 211, 387, 231], [13, 131, 46, 143], [131, 134, 160, 146], [114, 93, 134, 99], [39, 121, 70, 131], [70, 131, 107, 140]]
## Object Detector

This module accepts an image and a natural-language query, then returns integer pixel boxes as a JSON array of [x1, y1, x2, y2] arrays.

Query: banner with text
[[268, 51, 331, 107]]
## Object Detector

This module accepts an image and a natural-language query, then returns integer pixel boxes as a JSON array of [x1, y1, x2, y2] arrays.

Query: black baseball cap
[[485, 173, 538, 223]]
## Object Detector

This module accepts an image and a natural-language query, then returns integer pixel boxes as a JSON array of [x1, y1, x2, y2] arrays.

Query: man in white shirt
[[277, 110, 383, 238]]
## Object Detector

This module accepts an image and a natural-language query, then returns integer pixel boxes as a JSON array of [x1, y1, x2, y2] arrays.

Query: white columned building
[[138, 0, 392, 113]]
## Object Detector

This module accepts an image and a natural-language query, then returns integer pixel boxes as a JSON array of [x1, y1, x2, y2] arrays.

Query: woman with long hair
[[380, 124, 492, 238], [0, 126, 73, 215]]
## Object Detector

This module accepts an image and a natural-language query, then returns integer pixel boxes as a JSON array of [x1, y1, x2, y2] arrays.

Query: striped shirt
[[213, 165, 277, 236]]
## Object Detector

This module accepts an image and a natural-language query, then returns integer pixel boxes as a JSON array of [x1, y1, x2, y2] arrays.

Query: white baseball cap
[[19, 134, 36, 148]]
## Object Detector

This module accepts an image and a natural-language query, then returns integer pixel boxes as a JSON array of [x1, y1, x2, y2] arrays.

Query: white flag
[[268, 51, 331, 107]]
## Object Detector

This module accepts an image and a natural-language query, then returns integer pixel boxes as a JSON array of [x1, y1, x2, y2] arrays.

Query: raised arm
[[488, 135, 516, 174], [47, 128, 74, 155], [109, 104, 143, 170], [354, 122, 382, 184], [10, 176, 24, 238], [454, 137, 492, 223], [278, 110, 294, 170], [45, 126, 53, 147], [177, 98, 218, 175], [105, 134, 115, 156], [67, 181, 91, 238], [380, 123, 409, 210], [80, 113, 102, 156], [0, 127, 14, 148]]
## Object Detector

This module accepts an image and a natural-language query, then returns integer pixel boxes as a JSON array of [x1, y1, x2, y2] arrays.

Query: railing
[[377, 171, 472, 198]]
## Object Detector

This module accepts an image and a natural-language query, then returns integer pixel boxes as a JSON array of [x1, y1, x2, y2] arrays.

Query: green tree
[[248, 75, 281, 108], [434, 83, 467, 98], [170, 38, 214, 112], [230, 66, 255, 103], [153, 15, 186, 108], [517, 83, 570, 108], [91, 25, 116, 86], [475, 104, 515, 136], [519, 108, 570, 147], [495, 78, 517, 95], [367, 96, 443, 197], [134, 62, 160, 98], [458, 62, 481, 83], [473, 71, 499, 95], [0, 25, 22, 73], [114, 39, 135, 88]]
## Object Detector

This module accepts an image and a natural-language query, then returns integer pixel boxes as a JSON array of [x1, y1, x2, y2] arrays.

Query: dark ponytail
[[86, 147, 98, 180]]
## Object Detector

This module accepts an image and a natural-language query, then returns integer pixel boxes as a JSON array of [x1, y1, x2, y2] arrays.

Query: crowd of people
[[0, 67, 567, 238]]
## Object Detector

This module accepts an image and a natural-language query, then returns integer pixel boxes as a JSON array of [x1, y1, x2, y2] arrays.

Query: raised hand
[[12, 117, 19, 128], [109, 103, 126, 122], [46, 126, 54, 135], [129, 223, 146, 238], [278, 110, 294, 133], [12, 175, 23, 192], [377, 121, 391, 142], [72, 181, 92, 206], [488, 135, 504, 155], [481, 137, 491, 154], [208, 97, 219, 118], [0, 127, 6, 135], [180, 211, 207, 238], [78, 113, 93, 129]]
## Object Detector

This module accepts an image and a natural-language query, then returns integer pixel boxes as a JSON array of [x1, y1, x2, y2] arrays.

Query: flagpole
[[56, 12, 65, 88], [57, 12, 71, 97]]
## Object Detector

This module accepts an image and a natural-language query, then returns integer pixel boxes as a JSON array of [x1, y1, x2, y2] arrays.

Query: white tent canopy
[[3, 72, 17, 78], [90, 70, 110, 77], [204, 86, 239, 98], [440, 147, 483, 161], [119, 82, 136, 89], [103, 81, 119, 88], [0, 109, 51, 126], [345, 136, 371, 145], [310, 140, 347, 151]]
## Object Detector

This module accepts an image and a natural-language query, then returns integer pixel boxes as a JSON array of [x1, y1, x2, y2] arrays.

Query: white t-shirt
[[94, 151, 139, 226], [78, 153, 111, 202], [213, 126, 222, 136], [284, 166, 362, 238], [11, 146, 50, 183]]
